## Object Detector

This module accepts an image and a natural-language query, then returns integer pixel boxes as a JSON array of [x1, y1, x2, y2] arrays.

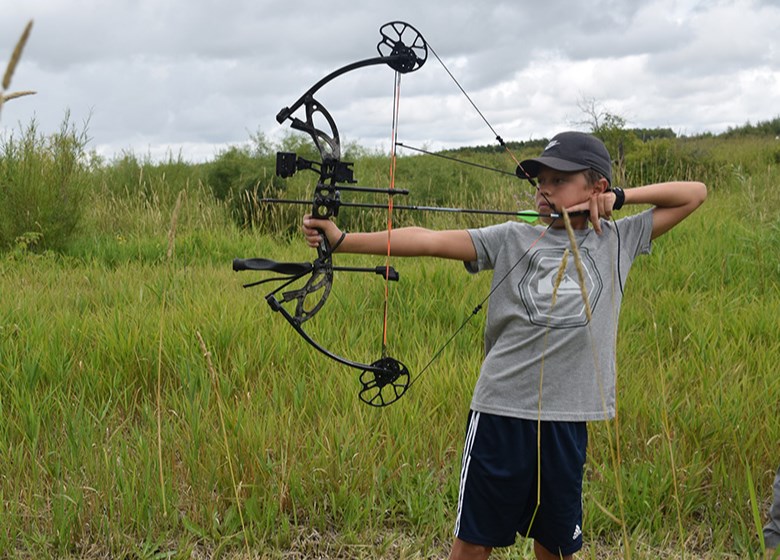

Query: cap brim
[[518, 156, 590, 177]]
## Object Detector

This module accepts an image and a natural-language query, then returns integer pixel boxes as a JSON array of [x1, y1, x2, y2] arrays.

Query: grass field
[[0, 131, 779, 559]]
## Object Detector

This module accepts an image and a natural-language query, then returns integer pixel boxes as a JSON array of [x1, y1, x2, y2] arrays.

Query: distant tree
[[575, 97, 639, 186], [723, 116, 780, 138], [628, 127, 677, 141], [248, 128, 275, 158]]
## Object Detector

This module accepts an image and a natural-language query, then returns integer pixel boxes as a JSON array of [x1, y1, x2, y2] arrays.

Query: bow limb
[[267, 292, 384, 373], [266, 290, 410, 407], [276, 21, 428, 125], [277, 57, 412, 126]]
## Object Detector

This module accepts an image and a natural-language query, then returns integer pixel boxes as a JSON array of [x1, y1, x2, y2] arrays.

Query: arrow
[[259, 198, 581, 223]]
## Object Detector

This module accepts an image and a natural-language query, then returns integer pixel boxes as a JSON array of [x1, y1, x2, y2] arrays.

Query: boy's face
[[534, 166, 604, 227]]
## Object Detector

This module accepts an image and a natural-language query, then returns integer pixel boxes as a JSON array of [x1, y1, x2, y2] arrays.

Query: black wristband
[[330, 231, 347, 252], [609, 187, 625, 210]]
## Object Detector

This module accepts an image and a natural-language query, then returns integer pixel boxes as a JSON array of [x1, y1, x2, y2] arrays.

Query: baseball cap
[[518, 131, 612, 185]]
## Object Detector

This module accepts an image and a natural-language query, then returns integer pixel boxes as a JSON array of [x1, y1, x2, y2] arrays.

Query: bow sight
[[275, 151, 412, 219], [276, 152, 355, 185]]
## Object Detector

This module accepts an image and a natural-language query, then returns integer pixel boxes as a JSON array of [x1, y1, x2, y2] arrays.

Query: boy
[[302, 131, 707, 559]]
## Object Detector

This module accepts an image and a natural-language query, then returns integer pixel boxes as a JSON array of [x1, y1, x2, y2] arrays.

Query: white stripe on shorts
[[454, 411, 480, 537]]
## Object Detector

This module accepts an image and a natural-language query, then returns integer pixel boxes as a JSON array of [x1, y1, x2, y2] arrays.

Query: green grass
[[0, 133, 779, 558]]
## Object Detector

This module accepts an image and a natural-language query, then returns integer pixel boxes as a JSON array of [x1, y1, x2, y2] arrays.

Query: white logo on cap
[[544, 140, 560, 152]]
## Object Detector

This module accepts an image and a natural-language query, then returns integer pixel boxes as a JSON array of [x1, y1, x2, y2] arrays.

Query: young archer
[[303, 131, 707, 559]]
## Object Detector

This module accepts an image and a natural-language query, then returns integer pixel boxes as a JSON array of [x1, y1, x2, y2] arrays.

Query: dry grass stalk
[[534, 242, 573, 517], [196, 331, 251, 557], [551, 248, 570, 308], [562, 209, 593, 322], [1, 20, 36, 119], [2, 20, 33, 90], [2, 90, 36, 102], [155, 290, 169, 517], [166, 190, 185, 261], [562, 210, 633, 555]]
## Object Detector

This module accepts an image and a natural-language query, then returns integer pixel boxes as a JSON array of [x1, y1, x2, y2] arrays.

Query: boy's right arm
[[302, 215, 478, 261]]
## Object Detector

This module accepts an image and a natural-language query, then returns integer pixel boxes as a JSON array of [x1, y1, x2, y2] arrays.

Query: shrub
[[0, 116, 89, 252], [205, 145, 284, 227], [623, 137, 727, 189]]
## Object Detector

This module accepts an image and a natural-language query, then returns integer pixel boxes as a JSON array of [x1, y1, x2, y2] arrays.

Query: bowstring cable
[[426, 43, 536, 183], [404, 42, 552, 388], [382, 70, 403, 358], [408, 223, 553, 390]]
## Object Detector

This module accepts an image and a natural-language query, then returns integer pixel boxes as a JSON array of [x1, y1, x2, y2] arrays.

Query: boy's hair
[[583, 168, 606, 186]]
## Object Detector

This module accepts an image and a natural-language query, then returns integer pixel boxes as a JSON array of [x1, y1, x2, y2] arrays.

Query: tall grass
[[0, 131, 778, 558]]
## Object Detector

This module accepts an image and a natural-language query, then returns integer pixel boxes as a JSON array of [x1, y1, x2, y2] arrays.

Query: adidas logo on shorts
[[572, 524, 582, 540]]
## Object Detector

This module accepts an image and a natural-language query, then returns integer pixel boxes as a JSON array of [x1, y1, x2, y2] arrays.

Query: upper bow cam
[[271, 21, 428, 221]]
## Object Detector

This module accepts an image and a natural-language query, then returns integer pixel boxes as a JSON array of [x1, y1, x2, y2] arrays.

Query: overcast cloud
[[1, 0, 778, 162]]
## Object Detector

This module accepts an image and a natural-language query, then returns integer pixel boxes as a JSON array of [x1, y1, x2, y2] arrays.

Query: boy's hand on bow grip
[[302, 214, 343, 249]]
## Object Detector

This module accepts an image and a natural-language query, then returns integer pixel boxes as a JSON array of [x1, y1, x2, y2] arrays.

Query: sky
[[1, 0, 778, 163]]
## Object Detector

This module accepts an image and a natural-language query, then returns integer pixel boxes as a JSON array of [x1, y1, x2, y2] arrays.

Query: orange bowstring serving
[[382, 71, 402, 356]]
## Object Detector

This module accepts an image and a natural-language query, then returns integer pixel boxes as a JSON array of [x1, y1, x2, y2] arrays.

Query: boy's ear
[[596, 177, 610, 193]]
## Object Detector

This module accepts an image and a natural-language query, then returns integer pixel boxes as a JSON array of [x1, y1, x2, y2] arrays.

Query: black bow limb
[[234, 228, 407, 406], [234, 251, 410, 407]]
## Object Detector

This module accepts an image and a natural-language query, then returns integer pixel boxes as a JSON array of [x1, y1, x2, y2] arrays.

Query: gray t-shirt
[[465, 210, 653, 421]]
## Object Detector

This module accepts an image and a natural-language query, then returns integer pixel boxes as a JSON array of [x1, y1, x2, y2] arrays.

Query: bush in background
[[0, 116, 88, 252]]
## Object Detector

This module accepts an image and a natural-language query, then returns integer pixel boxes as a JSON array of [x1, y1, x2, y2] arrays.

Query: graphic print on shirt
[[518, 247, 603, 328]]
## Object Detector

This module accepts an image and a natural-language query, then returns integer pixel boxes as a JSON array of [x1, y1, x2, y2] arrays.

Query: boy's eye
[[539, 177, 566, 186]]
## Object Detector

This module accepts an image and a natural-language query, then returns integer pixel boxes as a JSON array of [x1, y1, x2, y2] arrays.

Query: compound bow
[[234, 21, 568, 407], [234, 21, 428, 407]]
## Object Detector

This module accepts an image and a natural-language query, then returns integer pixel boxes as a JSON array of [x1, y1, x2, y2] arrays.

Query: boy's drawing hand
[[302, 214, 343, 249], [565, 190, 618, 235]]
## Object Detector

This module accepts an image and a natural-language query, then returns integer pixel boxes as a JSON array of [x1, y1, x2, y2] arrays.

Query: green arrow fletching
[[517, 211, 542, 223]]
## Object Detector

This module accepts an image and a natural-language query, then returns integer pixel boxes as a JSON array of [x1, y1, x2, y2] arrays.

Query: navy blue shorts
[[454, 410, 588, 556]]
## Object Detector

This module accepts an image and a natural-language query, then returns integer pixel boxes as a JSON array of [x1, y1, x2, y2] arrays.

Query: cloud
[[1, 0, 778, 161]]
